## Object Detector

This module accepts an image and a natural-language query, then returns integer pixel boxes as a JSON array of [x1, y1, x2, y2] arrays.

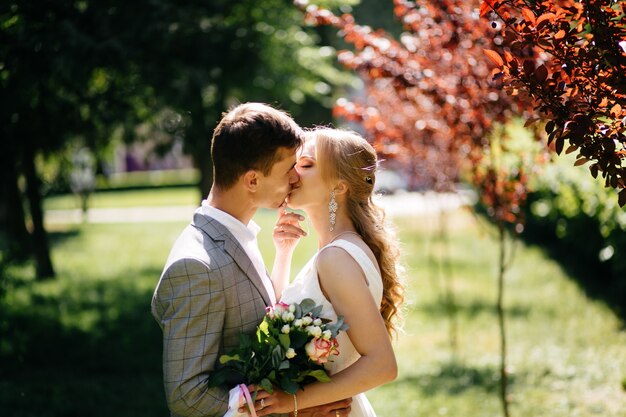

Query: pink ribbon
[[239, 383, 258, 417]]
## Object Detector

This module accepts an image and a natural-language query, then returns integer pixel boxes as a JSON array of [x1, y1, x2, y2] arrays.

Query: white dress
[[281, 239, 383, 417]]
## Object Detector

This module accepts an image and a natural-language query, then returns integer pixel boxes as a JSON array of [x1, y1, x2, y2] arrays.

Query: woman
[[252, 127, 404, 417]]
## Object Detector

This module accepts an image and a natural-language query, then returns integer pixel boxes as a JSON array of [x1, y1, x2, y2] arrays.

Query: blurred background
[[1, 1, 625, 416]]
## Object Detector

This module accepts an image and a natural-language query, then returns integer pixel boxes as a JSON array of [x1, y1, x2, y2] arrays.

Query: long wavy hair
[[312, 127, 405, 337]]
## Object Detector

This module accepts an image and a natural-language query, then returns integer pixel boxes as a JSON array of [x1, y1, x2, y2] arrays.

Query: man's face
[[255, 147, 299, 209]]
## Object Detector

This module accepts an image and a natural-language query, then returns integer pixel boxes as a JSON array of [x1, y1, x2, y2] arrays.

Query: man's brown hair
[[211, 103, 304, 189]]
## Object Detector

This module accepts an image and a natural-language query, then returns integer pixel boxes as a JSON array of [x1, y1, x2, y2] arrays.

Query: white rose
[[306, 325, 322, 338], [289, 304, 296, 313], [285, 348, 296, 359], [294, 319, 303, 327], [282, 312, 295, 322], [322, 330, 332, 340], [313, 318, 322, 326], [281, 325, 291, 334], [302, 316, 313, 326]]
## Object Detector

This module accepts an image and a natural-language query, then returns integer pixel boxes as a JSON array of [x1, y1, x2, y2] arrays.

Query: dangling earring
[[328, 190, 338, 232]]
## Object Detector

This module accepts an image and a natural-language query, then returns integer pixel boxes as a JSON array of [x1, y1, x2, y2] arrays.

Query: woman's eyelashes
[[297, 158, 314, 169]]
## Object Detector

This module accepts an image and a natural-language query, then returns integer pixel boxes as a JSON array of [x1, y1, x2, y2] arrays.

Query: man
[[152, 103, 351, 417]]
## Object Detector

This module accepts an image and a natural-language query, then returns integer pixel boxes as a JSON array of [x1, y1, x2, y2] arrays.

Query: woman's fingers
[[274, 223, 307, 238], [278, 211, 305, 224]]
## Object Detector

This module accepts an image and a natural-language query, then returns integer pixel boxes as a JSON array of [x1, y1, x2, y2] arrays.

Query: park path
[[45, 191, 475, 225]]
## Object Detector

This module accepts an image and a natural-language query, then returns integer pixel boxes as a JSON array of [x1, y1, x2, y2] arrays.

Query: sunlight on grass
[[365, 210, 626, 417], [44, 187, 199, 210], [3, 207, 626, 416]]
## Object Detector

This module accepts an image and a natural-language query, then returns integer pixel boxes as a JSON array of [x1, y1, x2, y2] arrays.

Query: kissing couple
[[152, 102, 404, 417]]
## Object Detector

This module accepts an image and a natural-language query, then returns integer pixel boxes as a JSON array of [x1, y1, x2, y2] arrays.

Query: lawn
[[1, 190, 625, 416]]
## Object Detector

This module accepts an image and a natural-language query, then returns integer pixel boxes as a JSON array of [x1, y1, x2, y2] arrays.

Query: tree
[[297, 1, 547, 415], [109, 0, 354, 198], [0, 2, 137, 277], [0, 0, 354, 277], [481, 0, 626, 206]]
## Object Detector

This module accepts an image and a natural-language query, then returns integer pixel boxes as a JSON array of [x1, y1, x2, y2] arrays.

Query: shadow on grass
[[0, 267, 168, 417], [520, 230, 626, 324], [392, 362, 514, 396], [418, 299, 536, 319]]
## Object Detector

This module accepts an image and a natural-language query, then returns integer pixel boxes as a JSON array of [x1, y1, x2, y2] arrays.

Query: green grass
[[2, 201, 625, 416], [44, 187, 200, 210]]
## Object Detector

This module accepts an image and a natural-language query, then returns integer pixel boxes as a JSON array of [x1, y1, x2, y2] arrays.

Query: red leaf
[[480, 3, 492, 18], [523, 59, 535, 75], [535, 64, 548, 82], [521, 8, 536, 25], [555, 29, 567, 39], [565, 145, 577, 154], [619, 189, 626, 208], [574, 157, 589, 166], [536, 13, 556, 27], [484, 49, 504, 67], [555, 136, 564, 155], [610, 103, 622, 117]]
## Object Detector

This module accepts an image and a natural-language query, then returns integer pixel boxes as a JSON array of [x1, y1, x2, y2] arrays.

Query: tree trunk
[[0, 156, 30, 261], [187, 89, 221, 202], [438, 208, 458, 359], [194, 151, 213, 201], [497, 223, 510, 417], [22, 147, 55, 279]]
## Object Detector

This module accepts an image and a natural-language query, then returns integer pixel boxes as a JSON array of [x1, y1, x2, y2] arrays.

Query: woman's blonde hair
[[312, 127, 404, 337]]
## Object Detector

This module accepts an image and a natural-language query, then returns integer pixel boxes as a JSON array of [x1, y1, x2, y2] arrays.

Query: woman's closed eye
[[297, 158, 315, 169]]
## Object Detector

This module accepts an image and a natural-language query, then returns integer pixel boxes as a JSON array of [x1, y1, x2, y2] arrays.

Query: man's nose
[[289, 167, 300, 184]]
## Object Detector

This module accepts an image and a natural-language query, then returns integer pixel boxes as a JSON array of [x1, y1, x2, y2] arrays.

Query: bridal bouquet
[[208, 298, 348, 395]]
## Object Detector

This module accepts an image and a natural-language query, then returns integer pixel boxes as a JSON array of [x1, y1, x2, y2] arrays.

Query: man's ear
[[243, 170, 259, 192], [333, 180, 349, 196]]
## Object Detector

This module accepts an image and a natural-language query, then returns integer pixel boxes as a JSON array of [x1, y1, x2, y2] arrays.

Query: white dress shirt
[[199, 201, 277, 306]]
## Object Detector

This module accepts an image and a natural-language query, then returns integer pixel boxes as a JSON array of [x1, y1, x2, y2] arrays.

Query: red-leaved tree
[[296, 1, 550, 415], [481, 0, 626, 206]]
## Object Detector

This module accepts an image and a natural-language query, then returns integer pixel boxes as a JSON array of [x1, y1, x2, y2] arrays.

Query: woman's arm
[[256, 246, 398, 416], [271, 206, 306, 300]]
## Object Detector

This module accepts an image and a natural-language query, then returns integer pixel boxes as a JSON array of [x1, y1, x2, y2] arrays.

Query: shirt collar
[[200, 200, 259, 242]]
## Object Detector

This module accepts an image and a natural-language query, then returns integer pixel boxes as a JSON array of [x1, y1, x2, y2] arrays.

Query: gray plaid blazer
[[152, 212, 280, 417]]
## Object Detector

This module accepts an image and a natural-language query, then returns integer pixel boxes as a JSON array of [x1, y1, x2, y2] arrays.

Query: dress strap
[[322, 239, 381, 287]]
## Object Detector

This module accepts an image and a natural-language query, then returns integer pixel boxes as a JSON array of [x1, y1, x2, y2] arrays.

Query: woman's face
[[286, 137, 330, 210]]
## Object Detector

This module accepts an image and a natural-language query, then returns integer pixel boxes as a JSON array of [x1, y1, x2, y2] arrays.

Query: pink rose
[[305, 337, 339, 364]]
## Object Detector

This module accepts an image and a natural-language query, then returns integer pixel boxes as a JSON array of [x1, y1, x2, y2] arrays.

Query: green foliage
[[524, 151, 626, 313]]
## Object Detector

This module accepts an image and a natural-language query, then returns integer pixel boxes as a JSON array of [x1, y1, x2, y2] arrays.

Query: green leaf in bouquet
[[279, 374, 301, 395], [239, 332, 253, 346], [289, 329, 309, 349], [207, 367, 246, 388], [324, 315, 349, 338], [219, 353, 241, 364], [299, 298, 316, 315], [271, 345, 283, 368], [294, 303, 303, 318], [307, 369, 331, 383], [278, 333, 291, 350], [258, 320, 270, 337], [310, 305, 323, 318], [279, 360, 290, 370], [260, 378, 274, 394]]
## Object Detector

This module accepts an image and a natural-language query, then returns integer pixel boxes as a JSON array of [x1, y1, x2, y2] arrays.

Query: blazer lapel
[[192, 212, 272, 307]]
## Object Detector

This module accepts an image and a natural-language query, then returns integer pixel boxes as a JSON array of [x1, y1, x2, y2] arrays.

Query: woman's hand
[[238, 385, 294, 416], [273, 203, 307, 256]]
